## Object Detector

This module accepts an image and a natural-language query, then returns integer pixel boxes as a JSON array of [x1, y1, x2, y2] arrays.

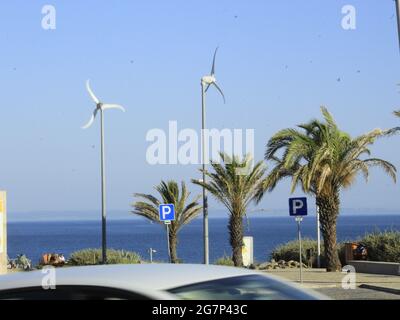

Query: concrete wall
[[0, 191, 7, 275], [348, 260, 400, 276]]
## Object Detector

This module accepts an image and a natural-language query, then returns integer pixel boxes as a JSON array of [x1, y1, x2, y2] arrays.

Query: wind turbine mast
[[200, 48, 225, 265], [82, 80, 125, 264], [396, 0, 400, 52]]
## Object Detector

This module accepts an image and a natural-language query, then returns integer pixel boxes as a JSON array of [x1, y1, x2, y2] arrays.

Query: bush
[[271, 238, 322, 265], [68, 249, 141, 266], [360, 231, 400, 263], [214, 255, 234, 266], [271, 231, 400, 267], [8, 254, 32, 271], [271, 239, 346, 267]]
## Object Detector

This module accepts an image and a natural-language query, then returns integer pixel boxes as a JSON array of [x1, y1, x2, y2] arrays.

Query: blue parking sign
[[159, 204, 175, 222], [289, 198, 308, 216]]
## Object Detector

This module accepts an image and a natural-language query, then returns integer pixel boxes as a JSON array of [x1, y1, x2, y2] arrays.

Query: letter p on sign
[[289, 198, 308, 216], [159, 204, 175, 222]]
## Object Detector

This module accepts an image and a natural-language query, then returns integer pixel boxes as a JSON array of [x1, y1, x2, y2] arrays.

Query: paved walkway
[[265, 269, 400, 300]]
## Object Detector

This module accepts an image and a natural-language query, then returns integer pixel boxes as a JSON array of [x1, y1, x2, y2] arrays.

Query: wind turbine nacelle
[[201, 75, 216, 85]]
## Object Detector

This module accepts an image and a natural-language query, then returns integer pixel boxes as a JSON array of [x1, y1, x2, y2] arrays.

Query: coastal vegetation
[[192, 153, 268, 267], [361, 231, 400, 263], [131, 181, 202, 264], [68, 249, 141, 266], [214, 254, 235, 266], [271, 239, 345, 268], [256, 107, 397, 271], [271, 230, 400, 266]]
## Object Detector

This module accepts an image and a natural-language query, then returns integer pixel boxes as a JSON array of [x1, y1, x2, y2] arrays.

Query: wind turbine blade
[[82, 109, 98, 129], [213, 82, 226, 104], [204, 84, 211, 93], [102, 104, 126, 112], [86, 80, 100, 104], [211, 47, 219, 76]]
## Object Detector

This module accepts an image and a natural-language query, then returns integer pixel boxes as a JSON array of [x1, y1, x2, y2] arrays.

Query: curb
[[359, 284, 400, 296]]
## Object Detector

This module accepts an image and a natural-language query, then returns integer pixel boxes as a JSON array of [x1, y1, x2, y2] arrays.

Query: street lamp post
[[149, 248, 157, 264]]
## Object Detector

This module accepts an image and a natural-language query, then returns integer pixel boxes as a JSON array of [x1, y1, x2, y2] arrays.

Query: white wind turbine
[[82, 80, 125, 264], [200, 47, 225, 265]]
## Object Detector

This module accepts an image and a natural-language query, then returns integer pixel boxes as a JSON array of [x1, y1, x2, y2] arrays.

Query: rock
[[288, 260, 296, 267], [258, 262, 271, 270]]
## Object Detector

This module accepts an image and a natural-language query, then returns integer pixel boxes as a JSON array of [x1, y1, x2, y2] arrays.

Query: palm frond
[[132, 181, 202, 232]]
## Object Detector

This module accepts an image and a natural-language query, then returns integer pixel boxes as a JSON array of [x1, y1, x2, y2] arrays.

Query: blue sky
[[1, 0, 400, 220]]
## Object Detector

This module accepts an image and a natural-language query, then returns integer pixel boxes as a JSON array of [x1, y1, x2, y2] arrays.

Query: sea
[[7, 215, 400, 265]]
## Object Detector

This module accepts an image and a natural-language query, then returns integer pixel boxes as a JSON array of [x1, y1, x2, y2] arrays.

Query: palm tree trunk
[[169, 232, 178, 264], [228, 213, 244, 267], [316, 194, 342, 272]]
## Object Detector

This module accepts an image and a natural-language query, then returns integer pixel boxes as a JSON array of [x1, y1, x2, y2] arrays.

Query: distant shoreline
[[7, 213, 400, 224]]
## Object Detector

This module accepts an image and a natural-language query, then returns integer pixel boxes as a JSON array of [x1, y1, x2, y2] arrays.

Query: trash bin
[[353, 243, 368, 261], [345, 242, 368, 263], [345, 243, 357, 263]]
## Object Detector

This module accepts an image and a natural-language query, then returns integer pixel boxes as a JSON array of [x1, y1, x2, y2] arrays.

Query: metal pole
[[297, 218, 303, 283], [316, 204, 321, 268], [149, 248, 153, 264], [166, 223, 171, 263], [396, 0, 400, 52], [100, 108, 107, 264], [201, 81, 209, 265]]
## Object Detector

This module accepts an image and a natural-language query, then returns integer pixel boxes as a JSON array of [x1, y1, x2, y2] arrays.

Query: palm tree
[[192, 153, 268, 267], [257, 107, 396, 272], [394, 110, 400, 118], [132, 181, 202, 263]]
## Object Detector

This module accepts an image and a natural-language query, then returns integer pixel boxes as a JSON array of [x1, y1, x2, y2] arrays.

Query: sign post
[[289, 197, 308, 284], [159, 204, 175, 263], [296, 216, 304, 283], [165, 222, 171, 263], [0, 191, 7, 275]]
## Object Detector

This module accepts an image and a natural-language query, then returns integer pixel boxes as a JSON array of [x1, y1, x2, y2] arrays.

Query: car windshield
[[168, 275, 313, 300]]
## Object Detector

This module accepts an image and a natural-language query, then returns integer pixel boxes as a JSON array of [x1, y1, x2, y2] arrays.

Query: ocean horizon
[[7, 214, 400, 265], [7, 208, 400, 222]]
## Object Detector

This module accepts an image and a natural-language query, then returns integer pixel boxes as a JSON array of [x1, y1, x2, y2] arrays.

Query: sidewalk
[[265, 269, 400, 300]]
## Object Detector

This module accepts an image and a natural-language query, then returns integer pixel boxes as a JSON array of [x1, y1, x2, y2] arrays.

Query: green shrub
[[271, 238, 321, 264], [271, 231, 400, 267], [214, 255, 234, 266], [68, 249, 141, 266], [271, 239, 346, 267], [360, 231, 400, 263]]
